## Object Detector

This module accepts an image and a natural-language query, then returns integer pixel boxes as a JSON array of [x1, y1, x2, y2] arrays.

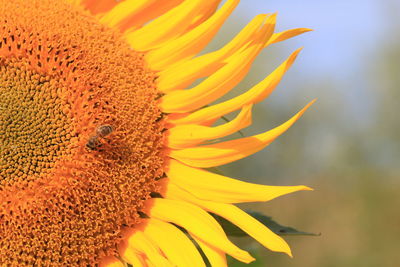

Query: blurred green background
[[204, 0, 400, 266]]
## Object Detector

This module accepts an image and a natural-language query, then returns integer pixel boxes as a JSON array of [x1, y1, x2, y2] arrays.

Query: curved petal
[[165, 159, 312, 203], [125, 229, 171, 267], [145, 0, 240, 70], [118, 0, 184, 32], [143, 218, 206, 267], [168, 49, 302, 125], [166, 105, 252, 149], [165, 184, 293, 256], [188, 0, 222, 29], [125, 0, 218, 51], [192, 236, 227, 267], [169, 100, 315, 168], [267, 28, 313, 46], [120, 247, 146, 267], [157, 14, 270, 93], [159, 44, 260, 113], [100, 0, 159, 28], [148, 198, 255, 263], [82, 0, 118, 14], [159, 15, 275, 113]]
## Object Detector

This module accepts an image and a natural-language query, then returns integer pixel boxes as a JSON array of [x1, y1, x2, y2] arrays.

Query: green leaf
[[212, 211, 320, 237]]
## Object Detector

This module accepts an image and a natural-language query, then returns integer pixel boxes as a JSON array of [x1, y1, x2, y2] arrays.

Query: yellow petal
[[267, 28, 313, 46], [143, 218, 205, 267], [100, 0, 157, 28], [118, 0, 184, 32], [99, 256, 125, 267], [168, 49, 302, 125], [105, 262, 125, 267], [157, 14, 270, 93], [120, 247, 146, 267], [126, 0, 217, 51], [167, 105, 252, 149], [126, 229, 171, 267], [192, 236, 227, 267], [169, 100, 315, 167], [145, 0, 240, 70], [217, 204, 293, 256], [188, 1, 222, 29], [82, 0, 117, 14], [160, 16, 274, 113], [159, 46, 260, 113], [159, 46, 255, 112], [166, 159, 312, 203], [166, 184, 293, 256], [149, 198, 255, 263]]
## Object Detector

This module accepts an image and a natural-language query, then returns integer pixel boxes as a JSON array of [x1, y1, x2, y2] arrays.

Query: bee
[[85, 135, 102, 151], [86, 125, 114, 151], [96, 125, 113, 138]]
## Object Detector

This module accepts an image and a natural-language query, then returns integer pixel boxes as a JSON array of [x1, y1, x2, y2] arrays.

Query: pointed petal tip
[[289, 47, 303, 61], [269, 12, 278, 19], [291, 28, 314, 35], [274, 243, 293, 258], [240, 251, 256, 264], [295, 47, 304, 53], [301, 98, 317, 112], [286, 99, 315, 127], [301, 185, 314, 191], [265, 13, 277, 26], [291, 185, 314, 193], [301, 98, 317, 115], [261, 13, 277, 28]]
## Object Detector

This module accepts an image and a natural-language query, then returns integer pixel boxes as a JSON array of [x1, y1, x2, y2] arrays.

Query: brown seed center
[[0, 58, 73, 187]]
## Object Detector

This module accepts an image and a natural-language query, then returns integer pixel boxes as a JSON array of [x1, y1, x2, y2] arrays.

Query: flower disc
[[0, 0, 164, 265]]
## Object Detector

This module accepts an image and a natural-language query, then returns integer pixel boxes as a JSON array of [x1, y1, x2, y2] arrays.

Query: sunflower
[[0, 0, 314, 266]]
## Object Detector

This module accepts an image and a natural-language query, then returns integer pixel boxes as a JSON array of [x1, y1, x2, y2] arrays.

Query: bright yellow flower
[[0, 0, 314, 266]]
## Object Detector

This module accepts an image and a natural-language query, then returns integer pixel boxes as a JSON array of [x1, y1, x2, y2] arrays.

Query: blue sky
[[241, 0, 387, 78]]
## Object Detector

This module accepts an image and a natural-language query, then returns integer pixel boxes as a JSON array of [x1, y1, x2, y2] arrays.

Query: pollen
[[0, 0, 165, 265]]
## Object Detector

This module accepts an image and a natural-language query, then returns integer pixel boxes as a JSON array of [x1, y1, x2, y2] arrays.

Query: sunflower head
[[0, 0, 313, 266]]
